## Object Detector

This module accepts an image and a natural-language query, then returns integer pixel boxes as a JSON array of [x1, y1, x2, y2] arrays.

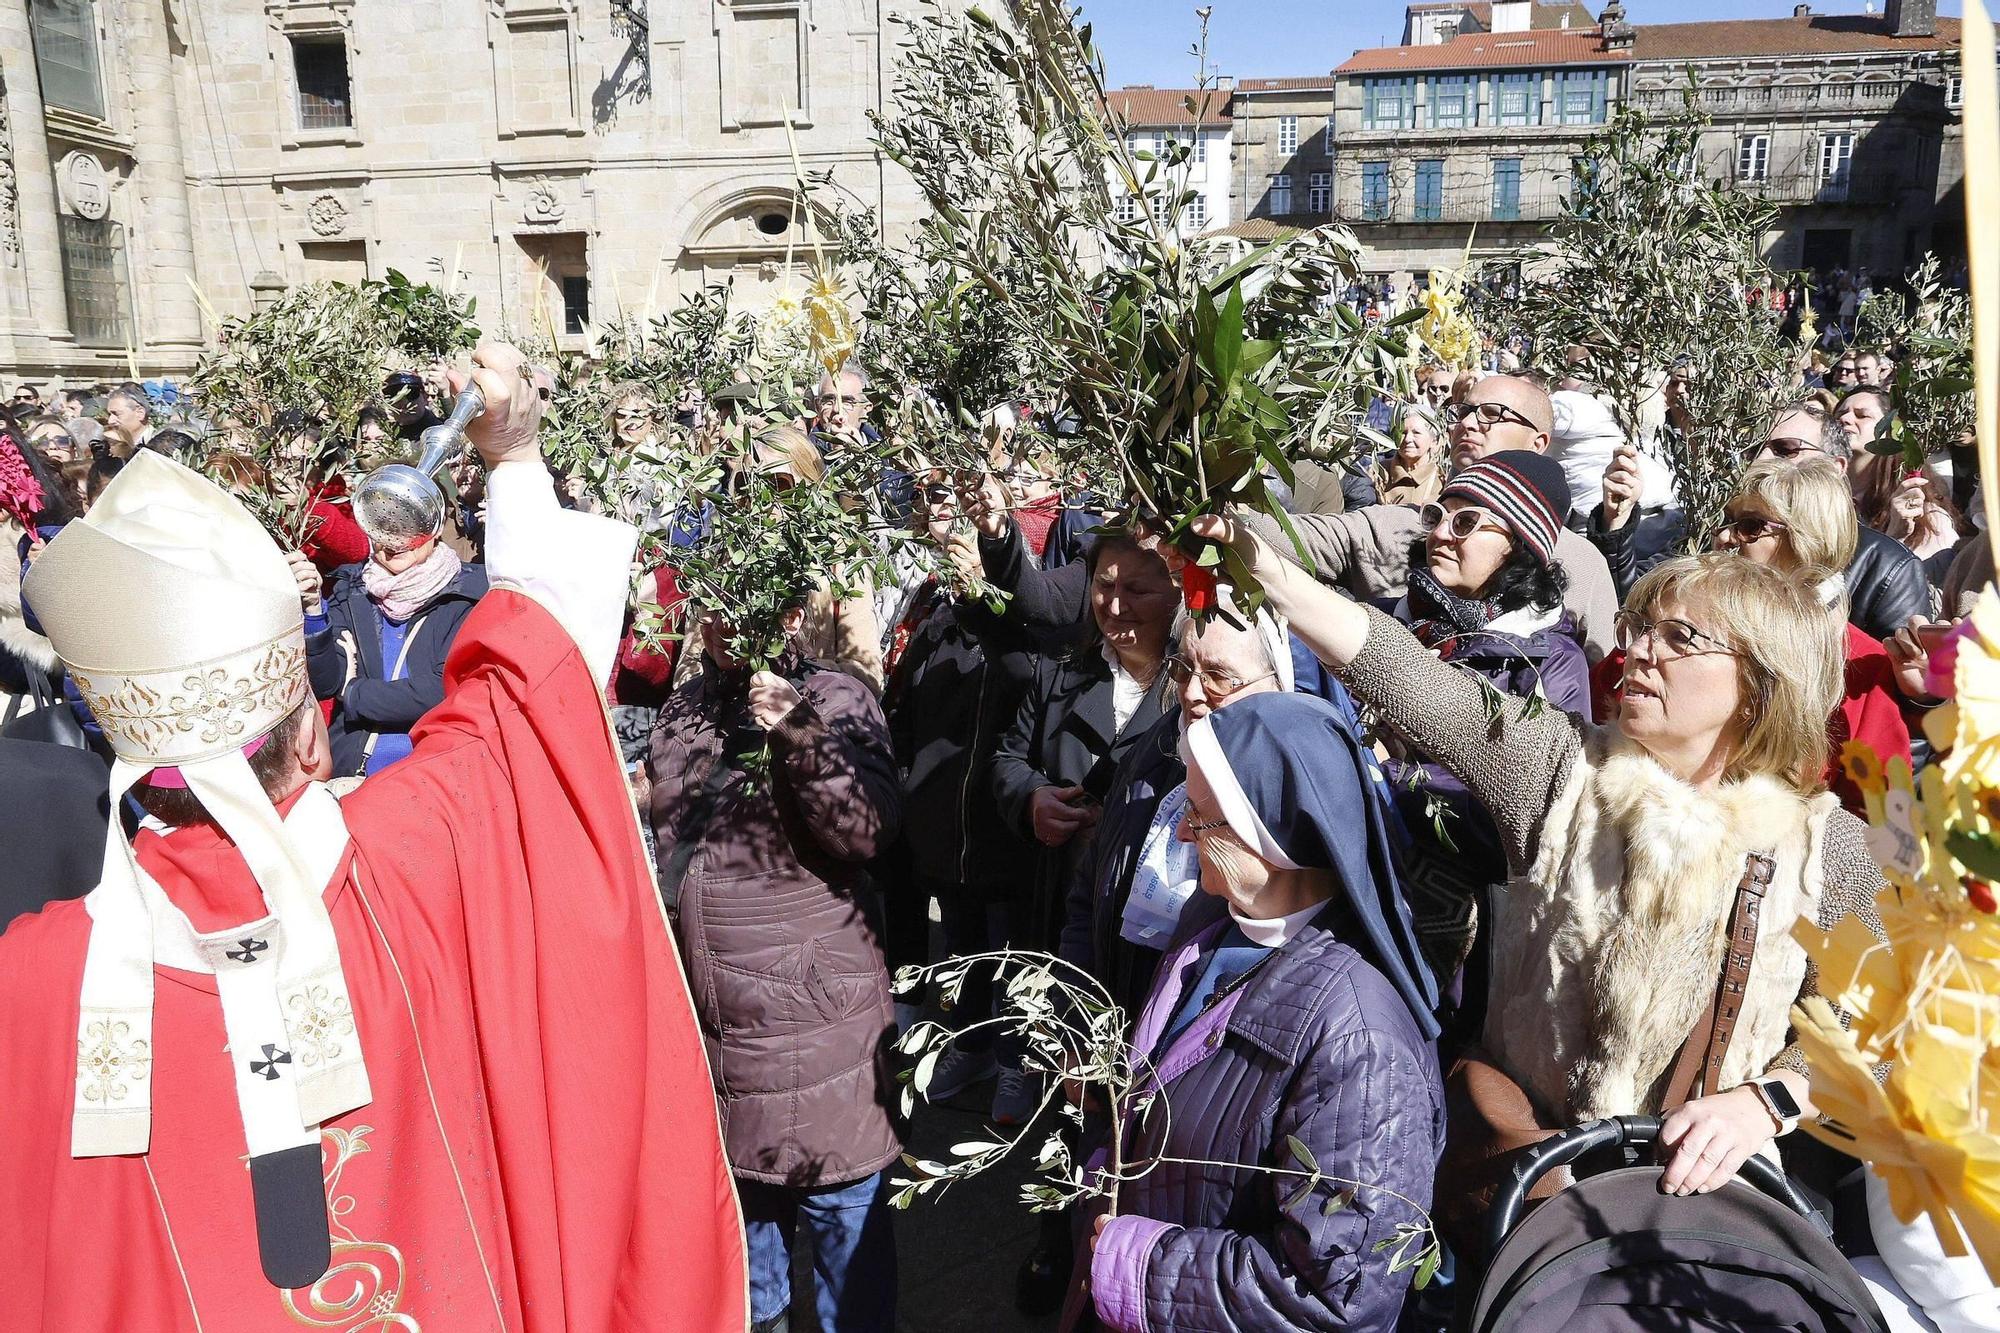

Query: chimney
[[1215, 74, 1235, 92], [1490, 0, 1531, 34], [1885, 0, 1937, 38], [1792, 3, 1810, 17], [1600, 1, 1634, 50]]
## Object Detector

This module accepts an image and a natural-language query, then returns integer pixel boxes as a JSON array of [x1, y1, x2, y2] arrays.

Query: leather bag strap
[[1661, 851, 1776, 1110]]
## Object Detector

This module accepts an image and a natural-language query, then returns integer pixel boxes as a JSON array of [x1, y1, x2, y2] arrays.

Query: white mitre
[[24, 450, 370, 1170]]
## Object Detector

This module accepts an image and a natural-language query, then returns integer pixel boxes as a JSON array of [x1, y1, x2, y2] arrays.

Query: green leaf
[[1946, 829, 2000, 881], [1286, 1134, 1319, 1174], [1322, 1188, 1354, 1216], [1415, 1245, 1442, 1289]]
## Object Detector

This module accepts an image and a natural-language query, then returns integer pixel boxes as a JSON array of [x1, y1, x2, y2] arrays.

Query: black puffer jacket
[[884, 585, 1039, 897], [305, 561, 487, 776], [1847, 524, 1933, 642]]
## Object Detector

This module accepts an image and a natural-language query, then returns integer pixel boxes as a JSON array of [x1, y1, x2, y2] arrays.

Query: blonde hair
[[1627, 553, 1843, 789], [752, 423, 825, 486], [1733, 454, 1857, 582]]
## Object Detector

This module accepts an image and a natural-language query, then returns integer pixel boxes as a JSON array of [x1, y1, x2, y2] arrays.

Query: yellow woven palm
[[1796, 590, 2000, 1278]]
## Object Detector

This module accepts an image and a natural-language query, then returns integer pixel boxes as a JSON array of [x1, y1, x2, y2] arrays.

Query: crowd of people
[[0, 291, 1994, 1333]]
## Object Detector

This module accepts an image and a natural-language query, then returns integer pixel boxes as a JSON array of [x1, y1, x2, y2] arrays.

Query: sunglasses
[[1720, 512, 1788, 542], [1420, 503, 1510, 542], [1447, 401, 1537, 431], [1614, 610, 1735, 659], [1762, 437, 1823, 459]]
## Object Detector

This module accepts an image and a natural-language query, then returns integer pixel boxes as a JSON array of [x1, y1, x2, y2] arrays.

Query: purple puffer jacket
[[1082, 905, 1444, 1332]]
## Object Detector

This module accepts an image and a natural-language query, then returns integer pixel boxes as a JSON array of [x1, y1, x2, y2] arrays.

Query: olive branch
[[888, 949, 1440, 1289]]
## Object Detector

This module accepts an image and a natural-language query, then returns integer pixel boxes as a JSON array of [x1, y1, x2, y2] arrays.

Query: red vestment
[[0, 588, 748, 1331]]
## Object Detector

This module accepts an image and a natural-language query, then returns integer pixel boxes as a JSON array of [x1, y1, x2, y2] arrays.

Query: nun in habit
[[1078, 691, 1444, 1332]]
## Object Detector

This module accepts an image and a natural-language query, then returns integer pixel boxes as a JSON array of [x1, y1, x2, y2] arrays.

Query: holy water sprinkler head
[[353, 383, 486, 551]]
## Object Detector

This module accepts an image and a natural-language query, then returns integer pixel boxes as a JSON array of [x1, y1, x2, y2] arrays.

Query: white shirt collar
[[1228, 899, 1327, 948]]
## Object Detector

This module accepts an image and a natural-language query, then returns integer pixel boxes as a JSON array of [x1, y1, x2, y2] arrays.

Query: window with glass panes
[[293, 37, 353, 130], [1363, 78, 1415, 131], [1308, 172, 1331, 214], [1430, 76, 1473, 129], [1278, 115, 1299, 154], [1268, 173, 1293, 215], [1556, 69, 1607, 126], [28, 0, 105, 119], [1193, 132, 1207, 164], [1947, 72, 1964, 109], [1361, 161, 1390, 220], [1414, 159, 1443, 221], [1492, 158, 1522, 221], [58, 215, 133, 345], [1819, 131, 1854, 199], [1115, 193, 1138, 224], [1494, 72, 1538, 127], [561, 274, 590, 336], [1737, 134, 1769, 182], [1187, 196, 1207, 231]]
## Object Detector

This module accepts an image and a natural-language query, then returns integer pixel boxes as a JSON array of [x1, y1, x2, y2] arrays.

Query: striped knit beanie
[[1439, 450, 1571, 565]]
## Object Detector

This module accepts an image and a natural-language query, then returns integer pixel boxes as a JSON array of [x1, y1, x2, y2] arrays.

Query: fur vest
[[1484, 729, 1835, 1122], [0, 517, 57, 677]]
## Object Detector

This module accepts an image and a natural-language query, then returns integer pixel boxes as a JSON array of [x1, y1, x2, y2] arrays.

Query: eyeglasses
[[1614, 610, 1735, 659], [612, 409, 652, 422], [1446, 400, 1537, 431], [1420, 503, 1510, 542], [1762, 437, 1824, 459], [1165, 657, 1276, 697], [1720, 512, 1788, 542], [1182, 813, 1231, 837], [820, 395, 866, 410]]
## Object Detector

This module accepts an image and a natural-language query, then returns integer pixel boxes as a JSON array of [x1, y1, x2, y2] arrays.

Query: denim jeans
[[740, 1170, 897, 1332], [934, 889, 1026, 1063]]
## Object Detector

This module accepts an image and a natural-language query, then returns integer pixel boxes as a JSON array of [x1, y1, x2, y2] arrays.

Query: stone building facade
[[1226, 76, 1336, 231], [1313, 0, 1962, 287], [1104, 84, 1232, 238], [3, 0, 939, 383]]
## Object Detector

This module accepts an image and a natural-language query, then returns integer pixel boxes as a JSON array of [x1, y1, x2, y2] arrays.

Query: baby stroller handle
[[1487, 1115, 1821, 1255]]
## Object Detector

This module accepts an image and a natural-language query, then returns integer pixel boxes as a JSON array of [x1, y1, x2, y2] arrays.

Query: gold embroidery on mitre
[[282, 1125, 421, 1330], [68, 635, 307, 763], [77, 1017, 151, 1104]]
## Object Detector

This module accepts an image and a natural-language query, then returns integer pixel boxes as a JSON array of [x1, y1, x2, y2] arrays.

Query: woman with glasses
[[1078, 693, 1440, 1333], [1182, 510, 1884, 1254], [1381, 452, 1589, 1026], [1371, 403, 1446, 509], [1711, 456, 1911, 813]]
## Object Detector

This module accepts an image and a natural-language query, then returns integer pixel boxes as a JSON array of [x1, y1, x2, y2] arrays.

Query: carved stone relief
[[0, 72, 18, 267], [523, 178, 567, 225], [60, 152, 112, 221], [307, 192, 350, 236]]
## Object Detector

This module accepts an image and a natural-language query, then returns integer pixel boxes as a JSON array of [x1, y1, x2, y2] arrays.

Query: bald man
[[1257, 375, 1620, 662]]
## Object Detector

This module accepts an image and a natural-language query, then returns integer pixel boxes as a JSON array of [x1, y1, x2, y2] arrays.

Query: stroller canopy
[[1470, 1165, 1888, 1333]]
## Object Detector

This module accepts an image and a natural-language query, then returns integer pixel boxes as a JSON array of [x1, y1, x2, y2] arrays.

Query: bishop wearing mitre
[[0, 345, 749, 1330]]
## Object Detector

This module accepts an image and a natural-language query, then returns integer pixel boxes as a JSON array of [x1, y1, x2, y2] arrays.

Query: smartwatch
[[1750, 1077, 1803, 1136]]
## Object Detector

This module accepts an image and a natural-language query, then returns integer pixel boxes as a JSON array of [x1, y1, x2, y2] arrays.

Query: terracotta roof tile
[[1235, 76, 1337, 92], [1207, 218, 1303, 241], [1336, 28, 1620, 75], [1631, 15, 1962, 61], [1104, 86, 1232, 127]]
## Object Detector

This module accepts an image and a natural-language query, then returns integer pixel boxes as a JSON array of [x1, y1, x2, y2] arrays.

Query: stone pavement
[[787, 1082, 1066, 1333]]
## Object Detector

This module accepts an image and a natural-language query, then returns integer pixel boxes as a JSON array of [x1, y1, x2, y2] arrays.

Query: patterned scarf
[[362, 540, 462, 622], [1405, 566, 1498, 647]]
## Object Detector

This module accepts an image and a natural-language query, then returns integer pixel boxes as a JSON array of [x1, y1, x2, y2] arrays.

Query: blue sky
[[1081, 0, 1965, 86]]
